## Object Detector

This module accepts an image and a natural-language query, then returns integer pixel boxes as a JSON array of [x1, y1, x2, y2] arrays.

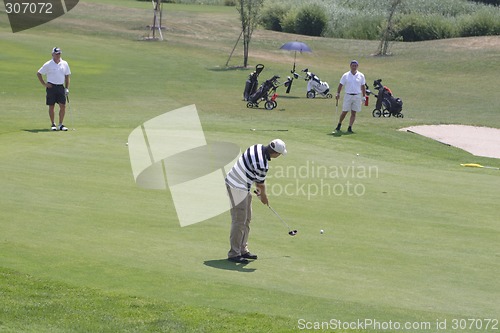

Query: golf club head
[[288, 230, 298, 236]]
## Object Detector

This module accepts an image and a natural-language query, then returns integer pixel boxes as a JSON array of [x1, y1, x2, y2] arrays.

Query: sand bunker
[[400, 125, 500, 159]]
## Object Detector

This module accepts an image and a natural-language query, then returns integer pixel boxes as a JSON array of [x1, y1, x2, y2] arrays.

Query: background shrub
[[281, 8, 299, 34], [341, 14, 384, 40], [260, 3, 291, 31], [459, 8, 500, 36], [394, 14, 457, 41], [294, 4, 328, 36]]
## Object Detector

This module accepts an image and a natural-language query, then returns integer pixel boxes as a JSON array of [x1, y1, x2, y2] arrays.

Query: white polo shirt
[[340, 71, 365, 94], [38, 59, 71, 85]]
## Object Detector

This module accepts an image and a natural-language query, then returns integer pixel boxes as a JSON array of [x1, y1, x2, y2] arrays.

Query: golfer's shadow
[[328, 131, 342, 137], [203, 259, 256, 273]]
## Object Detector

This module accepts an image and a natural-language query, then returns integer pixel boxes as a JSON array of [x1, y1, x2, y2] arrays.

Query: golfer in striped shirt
[[225, 139, 287, 263]]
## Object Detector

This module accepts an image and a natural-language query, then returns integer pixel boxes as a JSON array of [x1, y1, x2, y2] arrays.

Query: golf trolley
[[243, 64, 265, 101], [369, 79, 404, 118], [295, 68, 332, 99], [246, 75, 291, 110]]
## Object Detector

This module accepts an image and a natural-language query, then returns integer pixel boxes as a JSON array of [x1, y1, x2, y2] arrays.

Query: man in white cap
[[334, 60, 366, 133], [37, 47, 71, 131], [225, 139, 287, 263]]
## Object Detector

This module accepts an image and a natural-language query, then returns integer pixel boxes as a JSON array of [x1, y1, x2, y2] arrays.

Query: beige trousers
[[226, 185, 252, 258]]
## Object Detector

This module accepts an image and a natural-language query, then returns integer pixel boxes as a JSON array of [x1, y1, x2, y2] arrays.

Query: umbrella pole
[[293, 51, 297, 72], [286, 51, 297, 94]]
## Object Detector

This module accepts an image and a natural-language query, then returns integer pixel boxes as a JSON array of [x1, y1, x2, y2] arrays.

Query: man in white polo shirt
[[37, 47, 71, 131], [334, 60, 366, 133]]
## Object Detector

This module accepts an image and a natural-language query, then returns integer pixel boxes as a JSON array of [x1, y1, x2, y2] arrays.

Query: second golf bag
[[302, 69, 332, 99], [246, 75, 286, 110], [371, 79, 404, 118], [243, 64, 265, 101]]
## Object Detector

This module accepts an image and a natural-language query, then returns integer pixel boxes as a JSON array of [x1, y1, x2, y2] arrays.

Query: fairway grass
[[1, 2, 499, 332]]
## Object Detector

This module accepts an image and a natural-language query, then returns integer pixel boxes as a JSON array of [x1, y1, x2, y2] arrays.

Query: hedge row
[[260, 2, 500, 41]]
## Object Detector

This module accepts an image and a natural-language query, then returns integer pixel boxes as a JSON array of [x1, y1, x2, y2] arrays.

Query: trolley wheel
[[372, 109, 382, 117], [272, 100, 278, 108], [382, 109, 391, 117], [397, 113, 404, 118], [246, 102, 254, 108], [265, 101, 275, 110], [306, 91, 316, 99], [326, 93, 333, 99]]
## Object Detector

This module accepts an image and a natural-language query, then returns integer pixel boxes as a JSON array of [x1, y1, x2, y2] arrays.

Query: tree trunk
[[377, 0, 403, 56], [237, 0, 263, 68]]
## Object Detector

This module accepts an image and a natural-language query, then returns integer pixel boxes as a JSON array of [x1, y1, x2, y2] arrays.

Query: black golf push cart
[[369, 79, 404, 118]]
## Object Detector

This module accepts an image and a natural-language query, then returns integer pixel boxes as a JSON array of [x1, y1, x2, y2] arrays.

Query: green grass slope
[[1, 1, 499, 332]]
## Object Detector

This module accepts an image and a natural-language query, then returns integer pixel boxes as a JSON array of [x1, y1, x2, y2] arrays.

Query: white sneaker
[[59, 124, 68, 131], [51, 124, 57, 131]]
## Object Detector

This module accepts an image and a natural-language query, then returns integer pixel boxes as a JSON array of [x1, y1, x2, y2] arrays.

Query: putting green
[[0, 2, 499, 332]]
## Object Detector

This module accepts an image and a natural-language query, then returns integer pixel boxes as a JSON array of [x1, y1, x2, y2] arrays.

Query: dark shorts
[[46, 84, 66, 105]]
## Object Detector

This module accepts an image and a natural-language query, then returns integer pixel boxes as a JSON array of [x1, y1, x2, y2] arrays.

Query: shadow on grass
[[203, 259, 256, 273], [327, 130, 355, 137], [276, 95, 301, 100], [327, 131, 342, 137], [23, 129, 53, 133], [207, 66, 249, 72]]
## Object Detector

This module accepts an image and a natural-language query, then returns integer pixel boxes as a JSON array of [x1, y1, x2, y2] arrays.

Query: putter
[[253, 190, 297, 236], [333, 99, 338, 133], [268, 205, 297, 236], [67, 95, 75, 130]]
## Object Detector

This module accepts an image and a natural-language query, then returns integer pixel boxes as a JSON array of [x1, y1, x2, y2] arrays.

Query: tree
[[236, 0, 264, 67], [376, 0, 404, 56]]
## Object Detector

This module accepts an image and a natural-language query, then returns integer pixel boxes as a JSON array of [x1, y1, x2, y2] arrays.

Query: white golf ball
[[320, 229, 324, 234]]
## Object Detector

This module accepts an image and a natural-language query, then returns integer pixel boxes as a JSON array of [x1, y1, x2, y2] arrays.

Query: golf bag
[[246, 75, 288, 110], [370, 79, 404, 118], [243, 64, 265, 101], [302, 69, 332, 99]]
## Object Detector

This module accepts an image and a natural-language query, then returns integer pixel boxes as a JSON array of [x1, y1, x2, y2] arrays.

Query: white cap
[[269, 139, 287, 156]]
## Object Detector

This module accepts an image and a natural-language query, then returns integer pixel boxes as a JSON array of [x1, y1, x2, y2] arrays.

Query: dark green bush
[[259, 3, 291, 32], [294, 4, 328, 36], [281, 9, 298, 34]]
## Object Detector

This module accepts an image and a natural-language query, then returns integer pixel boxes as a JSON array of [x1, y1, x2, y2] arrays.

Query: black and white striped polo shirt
[[225, 144, 270, 191]]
